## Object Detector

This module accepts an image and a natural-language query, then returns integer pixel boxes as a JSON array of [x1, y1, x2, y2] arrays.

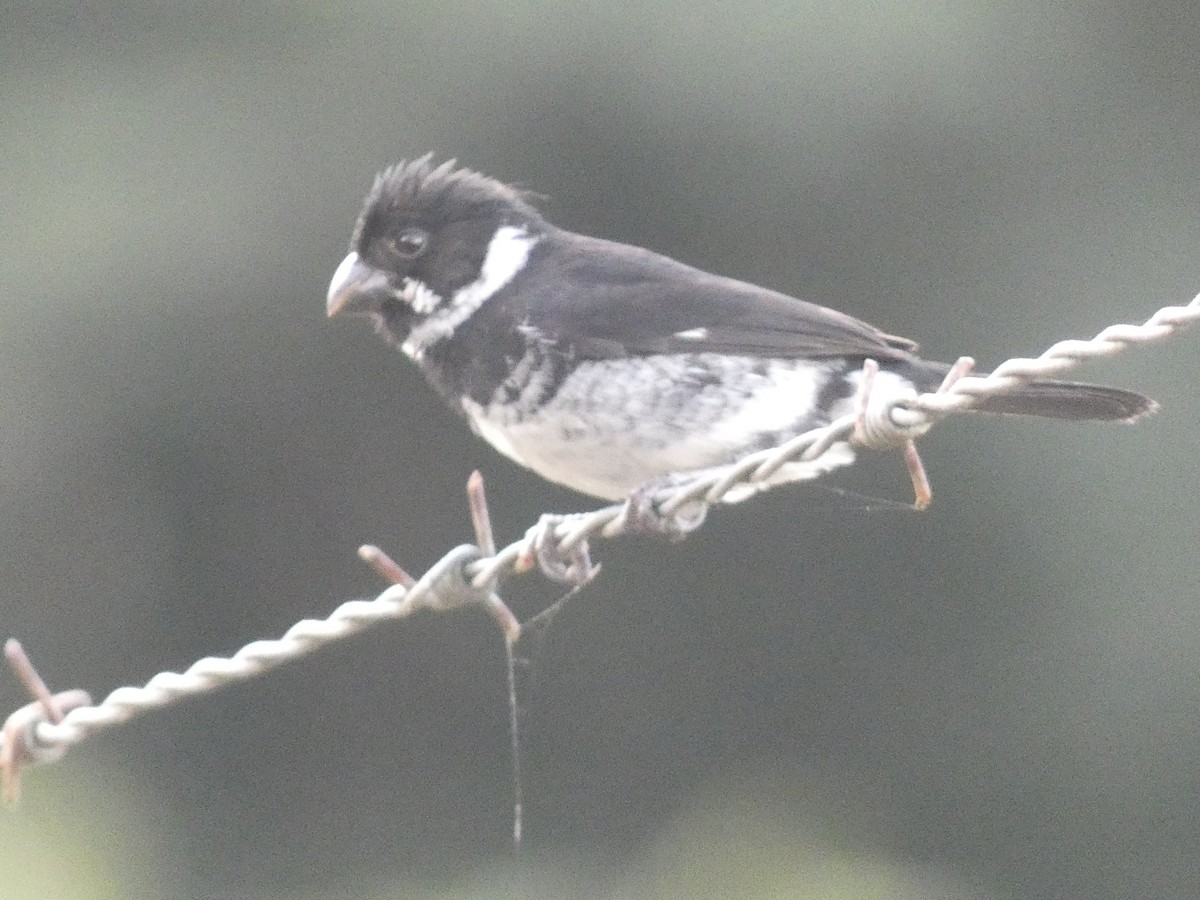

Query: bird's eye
[[389, 227, 428, 259]]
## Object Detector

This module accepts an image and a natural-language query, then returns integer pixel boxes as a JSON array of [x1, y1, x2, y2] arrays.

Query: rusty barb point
[[1, 640, 90, 805]]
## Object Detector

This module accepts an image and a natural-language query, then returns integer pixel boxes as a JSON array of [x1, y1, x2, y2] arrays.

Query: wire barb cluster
[[2, 291, 1197, 801]]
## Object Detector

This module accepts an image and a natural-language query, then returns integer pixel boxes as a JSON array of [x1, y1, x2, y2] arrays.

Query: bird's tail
[[968, 379, 1157, 422]]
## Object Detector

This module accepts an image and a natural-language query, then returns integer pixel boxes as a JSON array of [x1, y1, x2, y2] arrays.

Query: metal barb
[[903, 440, 933, 510], [5, 640, 65, 724], [358, 545, 417, 587], [406, 544, 491, 612], [466, 471, 498, 557], [462, 473, 522, 640], [938, 356, 976, 393], [1, 642, 93, 806], [854, 357, 879, 439]]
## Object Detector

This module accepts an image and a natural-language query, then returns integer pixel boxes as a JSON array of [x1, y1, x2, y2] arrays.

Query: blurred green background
[[2, 2, 1198, 897]]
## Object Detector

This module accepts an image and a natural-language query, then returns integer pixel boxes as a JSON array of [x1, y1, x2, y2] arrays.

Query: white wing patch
[[674, 327, 709, 341]]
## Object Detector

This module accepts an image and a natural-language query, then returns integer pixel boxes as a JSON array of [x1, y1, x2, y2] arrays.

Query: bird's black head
[[326, 155, 547, 354]]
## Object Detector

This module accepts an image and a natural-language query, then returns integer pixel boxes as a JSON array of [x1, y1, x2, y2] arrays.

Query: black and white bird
[[326, 156, 1155, 503]]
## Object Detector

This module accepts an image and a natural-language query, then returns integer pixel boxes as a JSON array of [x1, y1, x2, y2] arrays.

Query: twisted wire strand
[[2, 292, 1197, 782], [2, 546, 487, 774], [894, 298, 1198, 423]]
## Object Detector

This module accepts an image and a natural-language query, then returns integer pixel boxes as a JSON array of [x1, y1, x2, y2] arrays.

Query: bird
[[325, 155, 1156, 507]]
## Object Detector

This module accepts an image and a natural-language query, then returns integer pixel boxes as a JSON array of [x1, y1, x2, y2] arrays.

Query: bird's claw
[[519, 515, 601, 585], [621, 483, 708, 541]]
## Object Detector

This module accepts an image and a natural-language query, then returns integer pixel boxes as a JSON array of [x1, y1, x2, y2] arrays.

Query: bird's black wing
[[523, 232, 920, 362]]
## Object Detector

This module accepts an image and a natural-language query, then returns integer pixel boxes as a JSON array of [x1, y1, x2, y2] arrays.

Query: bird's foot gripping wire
[[620, 481, 709, 540], [517, 515, 602, 586]]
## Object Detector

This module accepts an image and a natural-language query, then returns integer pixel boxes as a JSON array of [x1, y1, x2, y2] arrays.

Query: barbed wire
[[2, 291, 1198, 803]]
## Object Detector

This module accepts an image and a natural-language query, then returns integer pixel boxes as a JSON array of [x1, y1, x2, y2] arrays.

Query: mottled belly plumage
[[459, 352, 855, 500]]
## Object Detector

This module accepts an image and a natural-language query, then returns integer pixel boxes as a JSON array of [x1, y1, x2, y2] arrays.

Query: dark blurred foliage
[[1, 2, 1199, 898]]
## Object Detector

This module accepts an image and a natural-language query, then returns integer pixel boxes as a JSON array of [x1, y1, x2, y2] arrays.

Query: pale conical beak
[[325, 252, 394, 317]]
